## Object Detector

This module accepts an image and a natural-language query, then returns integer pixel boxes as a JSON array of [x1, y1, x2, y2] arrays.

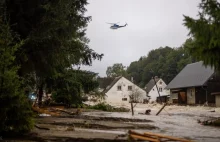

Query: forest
[[127, 46, 194, 87], [106, 45, 194, 88]]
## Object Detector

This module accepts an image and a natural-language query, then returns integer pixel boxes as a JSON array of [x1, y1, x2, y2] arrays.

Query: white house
[[103, 76, 147, 106], [145, 77, 168, 103]]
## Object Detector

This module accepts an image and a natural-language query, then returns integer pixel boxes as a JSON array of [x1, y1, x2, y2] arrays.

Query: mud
[[36, 117, 157, 130], [55, 114, 153, 122], [3, 113, 156, 142]]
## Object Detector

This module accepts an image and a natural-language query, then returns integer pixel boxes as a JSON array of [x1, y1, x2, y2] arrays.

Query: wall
[[105, 77, 146, 106], [216, 95, 220, 107], [169, 91, 178, 103], [187, 87, 195, 104], [169, 88, 187, 104], [148, 79, 168, 102]]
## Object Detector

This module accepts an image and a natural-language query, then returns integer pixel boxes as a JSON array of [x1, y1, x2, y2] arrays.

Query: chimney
[[131, 77, 133, 82]]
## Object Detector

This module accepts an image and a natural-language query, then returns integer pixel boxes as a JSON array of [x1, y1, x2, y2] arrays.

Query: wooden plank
[[130, 134, 159, 142], [144, 132, 192, 142], [129, 130, 160, 141]]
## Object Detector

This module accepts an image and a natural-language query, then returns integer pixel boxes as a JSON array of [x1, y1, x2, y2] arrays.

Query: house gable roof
[[166, 61, 215, 89], [103, 76, 146, 94], [97, 77, 115, 89], [103, 76, 122, 93], [145, 78, 160, 92]]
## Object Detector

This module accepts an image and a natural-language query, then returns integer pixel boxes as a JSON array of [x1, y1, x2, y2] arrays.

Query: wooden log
[[129, 130, 193, 142], [144, 131, 193, 142], [128, 130, 159, 141], [130, 134, 159, 142]]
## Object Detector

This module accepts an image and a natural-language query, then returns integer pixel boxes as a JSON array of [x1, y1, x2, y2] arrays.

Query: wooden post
[[131, 101, 134, 116], [156, 103, 167, 115], [152, 76, 162, 103]]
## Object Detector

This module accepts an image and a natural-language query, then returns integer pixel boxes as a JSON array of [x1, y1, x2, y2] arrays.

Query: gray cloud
[[81, 0, 200, 77]]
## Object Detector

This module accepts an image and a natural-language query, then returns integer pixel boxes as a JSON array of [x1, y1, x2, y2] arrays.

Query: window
[[159, 81, 162, 85], [117, 86, 122, 91], [128, 86, 132, 91], [159, 88, 162, 92], [122, 98, 127, 101]]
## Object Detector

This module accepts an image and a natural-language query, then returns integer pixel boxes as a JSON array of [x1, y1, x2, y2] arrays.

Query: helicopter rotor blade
[[106, 22, 119, 25]]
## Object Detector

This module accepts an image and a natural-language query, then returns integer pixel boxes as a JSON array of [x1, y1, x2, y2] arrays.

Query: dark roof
[[145, 78, 160, 92], [103, 76, 122, 93], [166, 61, 214, 89], [97, 77, 115, 89]]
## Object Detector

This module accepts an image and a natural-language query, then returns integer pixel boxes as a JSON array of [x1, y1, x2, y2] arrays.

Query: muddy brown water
[[83, 107, 220, 142]]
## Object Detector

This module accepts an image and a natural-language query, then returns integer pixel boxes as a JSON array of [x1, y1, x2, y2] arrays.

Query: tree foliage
[[4, 0, 103, 104], [106, 63, 128, 78], [183, 0, 220, 70], [126, 46, 193, 87], [0, 0, 102, 134], [52, 69, 99, 106], [0, 17, 33, 134]]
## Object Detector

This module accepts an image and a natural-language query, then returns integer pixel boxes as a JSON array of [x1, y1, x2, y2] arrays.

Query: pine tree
[[0, 17, 33, 135], [183, 0, 220, 70]]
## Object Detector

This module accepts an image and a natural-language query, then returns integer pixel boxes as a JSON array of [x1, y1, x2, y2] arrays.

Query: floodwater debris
[[128, 130, 194, 142], [138, 109, 151, 115], [198, 117, 220, 126], [35, 124, 50, 130], [39, 113, 51, 117]]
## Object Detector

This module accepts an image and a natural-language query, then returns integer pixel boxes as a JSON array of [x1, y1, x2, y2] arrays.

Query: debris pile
[[198, 117, 220, 126]]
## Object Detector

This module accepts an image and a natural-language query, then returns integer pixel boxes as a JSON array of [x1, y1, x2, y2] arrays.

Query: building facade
[[104, 76, 147, 106]]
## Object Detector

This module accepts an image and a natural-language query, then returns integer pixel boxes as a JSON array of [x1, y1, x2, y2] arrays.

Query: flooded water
[[83, 105, 220, 142]]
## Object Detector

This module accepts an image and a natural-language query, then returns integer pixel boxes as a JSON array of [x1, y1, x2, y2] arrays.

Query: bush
[[88, 103, 130, 112]]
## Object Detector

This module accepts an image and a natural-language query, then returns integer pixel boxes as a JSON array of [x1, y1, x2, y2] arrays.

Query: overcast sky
[[81, 0, 200, 77]]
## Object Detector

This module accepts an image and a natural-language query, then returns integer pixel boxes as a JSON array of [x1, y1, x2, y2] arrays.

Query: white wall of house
[[147, 79, 168, 102], [105, 77, 146, 106]]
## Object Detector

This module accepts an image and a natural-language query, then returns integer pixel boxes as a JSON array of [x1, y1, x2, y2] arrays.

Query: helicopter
[[107, 22, 128, 29]]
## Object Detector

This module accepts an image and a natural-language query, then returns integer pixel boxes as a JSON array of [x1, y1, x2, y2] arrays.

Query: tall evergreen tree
[[0, 14, 33, 134], [5, 0, 103, 104], [183, 0, 220, 70]]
